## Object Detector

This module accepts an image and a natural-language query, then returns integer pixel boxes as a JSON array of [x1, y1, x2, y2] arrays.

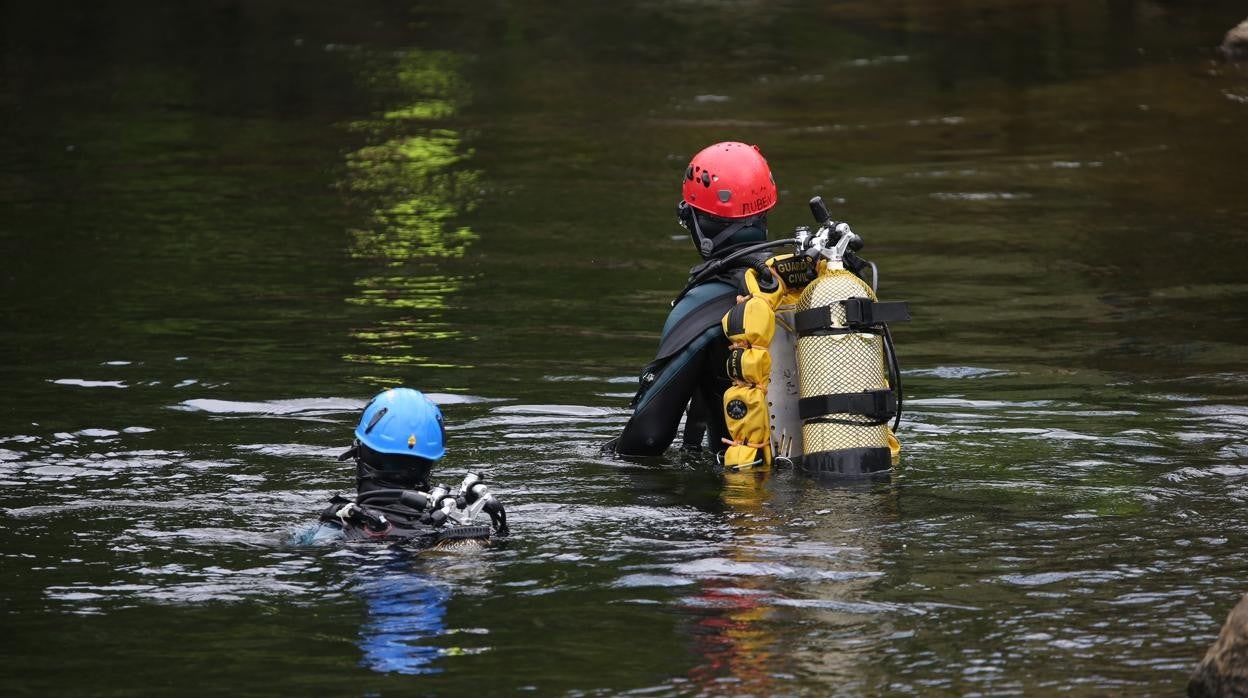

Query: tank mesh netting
[[796, 269, 890, 453]]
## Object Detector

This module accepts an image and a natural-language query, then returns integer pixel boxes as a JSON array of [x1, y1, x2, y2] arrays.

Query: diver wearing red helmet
[[608, 142, 779, 457]]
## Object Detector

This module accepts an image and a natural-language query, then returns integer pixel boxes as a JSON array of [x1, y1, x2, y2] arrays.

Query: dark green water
[[3, 1, 1247, 695]]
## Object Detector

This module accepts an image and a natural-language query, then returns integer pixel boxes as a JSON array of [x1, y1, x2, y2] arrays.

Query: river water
[[3, 1, 1246, 695]]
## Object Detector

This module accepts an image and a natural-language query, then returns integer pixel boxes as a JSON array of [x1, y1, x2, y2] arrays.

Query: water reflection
[[679, 469, 898, 692], [345, 132, 478, 261], [354, 553, 451, 675], [686, 579, 777, 695], [685, 470, 778, 695], [780, 478, 900, 690], [341, 47, 480, 372]]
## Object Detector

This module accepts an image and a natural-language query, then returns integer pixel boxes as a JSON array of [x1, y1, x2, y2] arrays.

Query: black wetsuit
[[614, 242, 770, 457]]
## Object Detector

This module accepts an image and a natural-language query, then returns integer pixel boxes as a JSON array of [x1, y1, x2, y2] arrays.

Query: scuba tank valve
[[457, 472, 482, 496], [807, 196, 863, 253]]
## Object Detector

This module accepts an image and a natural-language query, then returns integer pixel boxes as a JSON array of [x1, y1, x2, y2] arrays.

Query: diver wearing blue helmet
[[301, 388, 508, 545], [344, 387, 448, 494]]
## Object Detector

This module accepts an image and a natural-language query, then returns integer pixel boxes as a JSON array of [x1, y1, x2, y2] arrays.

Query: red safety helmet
[[681, 142, 777, 219]]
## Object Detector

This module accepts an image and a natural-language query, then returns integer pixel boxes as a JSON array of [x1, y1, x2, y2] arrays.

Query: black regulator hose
[[672, 238, 797, 306], [748, 257, 779, 292], [869, 252, 900, 432], [357, 488, 418, 504], [882, 323, 904, 432], [398, 490, 430, 509]]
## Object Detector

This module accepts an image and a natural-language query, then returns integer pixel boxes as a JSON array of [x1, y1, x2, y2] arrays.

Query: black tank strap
[[844, 298, 911, 326], [795, 298, 910, 335], [799, 389, 898, 421]]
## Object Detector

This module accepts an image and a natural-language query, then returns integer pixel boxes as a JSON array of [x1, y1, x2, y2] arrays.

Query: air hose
[[672, 238, 797, 306]]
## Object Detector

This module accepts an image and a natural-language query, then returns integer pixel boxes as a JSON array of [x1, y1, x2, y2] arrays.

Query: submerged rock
[[1190, 593, 1248, 698], [1224, 18, 1248, 60]]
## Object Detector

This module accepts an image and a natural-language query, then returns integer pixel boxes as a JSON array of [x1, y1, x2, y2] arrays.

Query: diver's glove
[[458, 474, 509, 537], [483, 497, 509, 537], [333, 501, 390, 534]]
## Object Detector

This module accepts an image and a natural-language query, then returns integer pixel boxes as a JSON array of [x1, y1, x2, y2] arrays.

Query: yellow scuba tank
[[790, 200, 910, 475], [794, 265, 894, 473]]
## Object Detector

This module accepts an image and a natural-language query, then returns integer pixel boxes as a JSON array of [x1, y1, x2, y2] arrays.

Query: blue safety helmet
[[354, 388, 446, 460]]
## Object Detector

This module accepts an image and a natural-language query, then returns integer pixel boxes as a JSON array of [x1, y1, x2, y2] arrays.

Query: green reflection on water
[[383, 102, 456, 121], [340, 48, 480, 372], [346, 133, 479, 261], [342, 354, 463, 369], [346, 275, 464, 311]]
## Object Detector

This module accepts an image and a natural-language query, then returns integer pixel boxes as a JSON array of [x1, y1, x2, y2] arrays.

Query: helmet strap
[[338, 439, 360, 462], [704, 217, 758, 255], [680, 200, 763, 258], [690, 207, 715, 257]]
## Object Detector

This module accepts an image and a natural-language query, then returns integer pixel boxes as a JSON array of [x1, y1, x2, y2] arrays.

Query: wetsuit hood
[[707, 225, 769, 258], [343, 441, 435, 494], [690, 222, 769, 259]]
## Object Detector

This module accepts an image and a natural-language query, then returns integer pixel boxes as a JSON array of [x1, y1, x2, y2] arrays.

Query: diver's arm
[[614, 329, 718, 457], [615, 364, 700, 456], [695, 336, 733, 452]]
